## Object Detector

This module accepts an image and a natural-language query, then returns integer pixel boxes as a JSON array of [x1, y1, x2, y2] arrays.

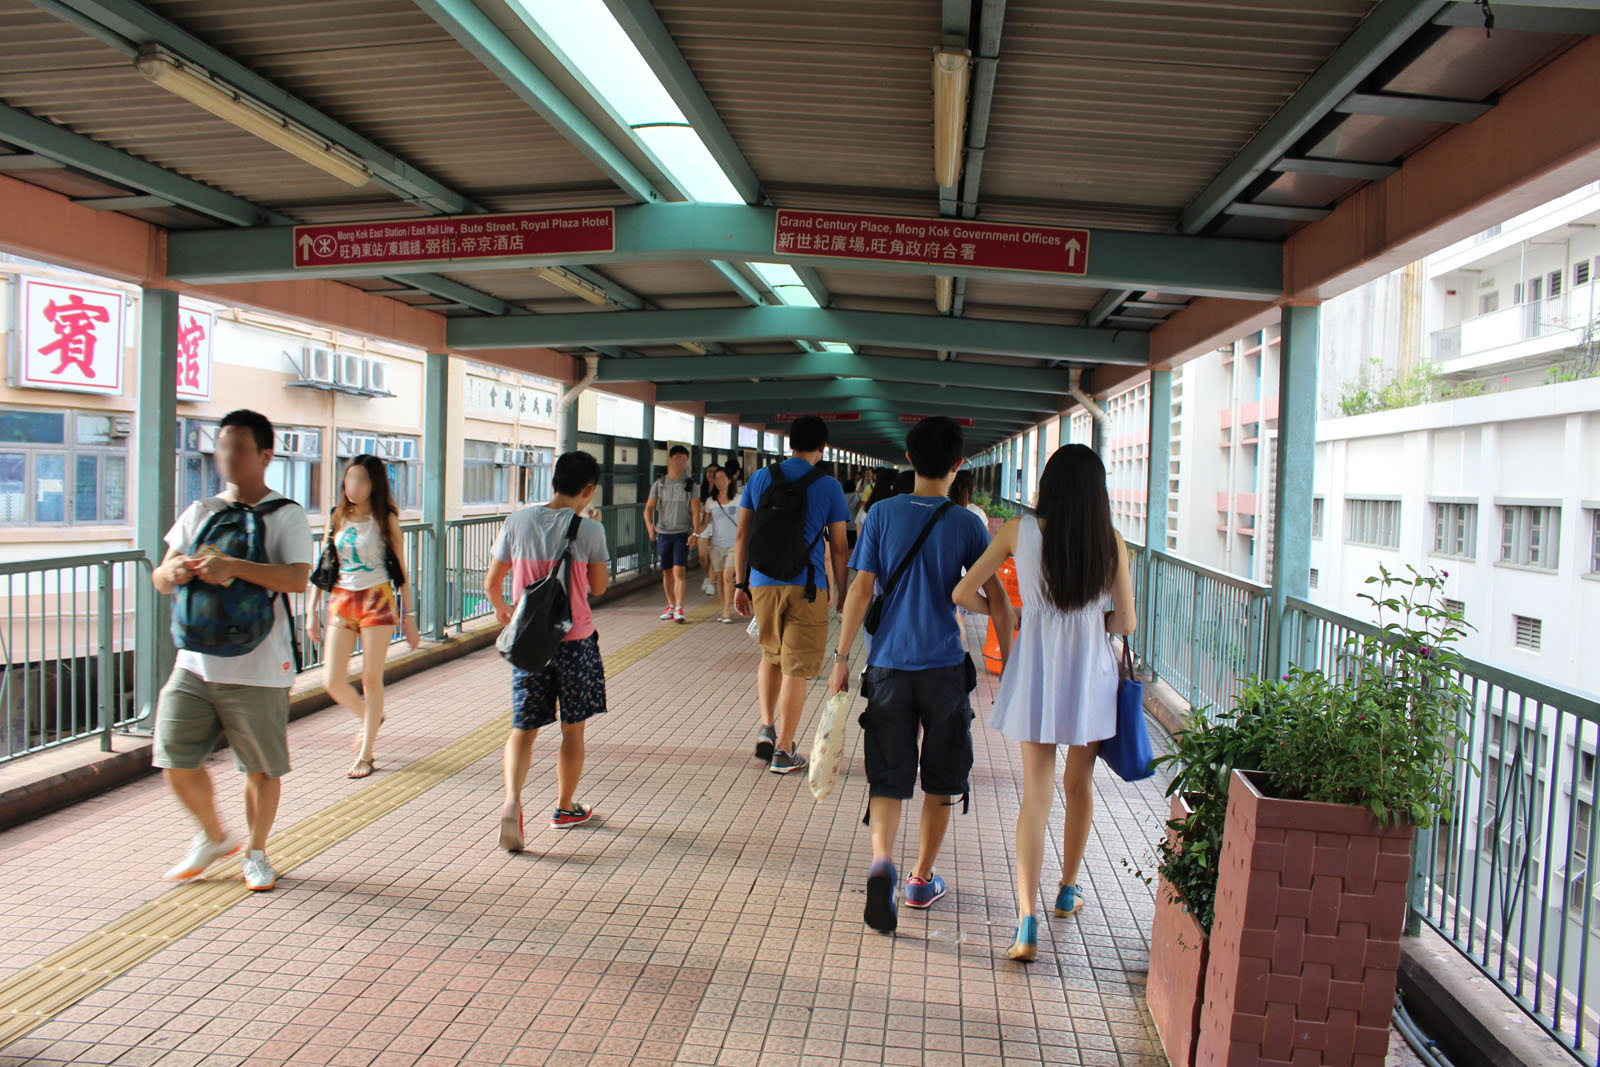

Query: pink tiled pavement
[[0, 581, 1419, 1066]]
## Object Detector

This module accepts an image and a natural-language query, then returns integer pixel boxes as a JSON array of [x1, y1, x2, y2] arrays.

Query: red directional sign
[[775, 411, 860, 422], [774, 209, 1089, 275], [291, 209, 615, 269], [900, 414, 976, 427]]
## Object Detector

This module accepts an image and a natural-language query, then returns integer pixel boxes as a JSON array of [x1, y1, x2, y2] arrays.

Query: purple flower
[[1443, 570, 1450, 578], [1418, 645, 1432, 659]]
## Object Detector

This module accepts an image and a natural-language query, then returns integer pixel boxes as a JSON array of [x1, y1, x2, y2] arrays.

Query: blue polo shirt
[[740, 458, 850, 587], [849, 494, 989, 671]]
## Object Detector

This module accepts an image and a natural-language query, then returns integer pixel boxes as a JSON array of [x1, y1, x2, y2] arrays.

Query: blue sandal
[[1055, 883, 1085, 918], [1006, 915, 1038, 961]]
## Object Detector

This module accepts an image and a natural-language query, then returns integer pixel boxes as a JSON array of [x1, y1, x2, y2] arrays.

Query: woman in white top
[[696, 468, 743, 622], [307, 456, 420, 778], [949, 469, 989, 531], [954, 444, 1137, 962]]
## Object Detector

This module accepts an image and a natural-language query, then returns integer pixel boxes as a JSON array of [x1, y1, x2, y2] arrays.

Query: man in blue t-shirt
[[828, 417, 1014, 933], [734, 416, 851, 776]]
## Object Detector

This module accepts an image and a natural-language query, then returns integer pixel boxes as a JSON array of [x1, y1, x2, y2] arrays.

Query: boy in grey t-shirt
[[645, 444, 700, 623]]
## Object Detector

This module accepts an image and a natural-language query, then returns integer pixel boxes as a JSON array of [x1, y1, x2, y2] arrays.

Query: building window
[[463, 440, 511, 506], [1590, 509, 1600, 575], [181, 419, 321, 517], [1311, 497, 1324, 539], [520, 448, 554, 504], [1514, 615, 1543, 652], [336, 430, 419, 512], [1500, 505, 1560, 570], [0, 408, 129, 525], [1308, 568, 1319, 589], [1443, 597, 1465, 618], [1344, 498, 1400, 549], [1479, 292, 1499, 315], [1575, 261, 1591, 288], [1432, 502, 1478, 559]]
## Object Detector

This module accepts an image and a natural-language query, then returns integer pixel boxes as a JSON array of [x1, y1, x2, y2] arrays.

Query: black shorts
[[858, 663, 974, 799], [511, 632, 607, 730]]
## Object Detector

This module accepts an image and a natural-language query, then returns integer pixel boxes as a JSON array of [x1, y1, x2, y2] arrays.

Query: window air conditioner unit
[[496, 445, 518, 466], [198, 424, 218, 454], [366, 359, 392, 396], [278, 430, 301, 455], [336, 352, 366, 391], [111, 416, 132, 438], [299, 346, 335, 384]]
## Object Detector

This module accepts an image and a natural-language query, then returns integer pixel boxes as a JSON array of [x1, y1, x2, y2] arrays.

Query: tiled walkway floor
[[0, 582, 1421, 1066]]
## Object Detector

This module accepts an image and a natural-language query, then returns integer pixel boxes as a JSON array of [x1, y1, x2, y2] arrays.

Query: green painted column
[[1036, 422, 1049, 498], [1144, 369, 1173, 668], [639, 402, 656, 501], [423, 353, 449, 639], [692, 413, 705, 474], [1268, 306, 1320, 679], [132, 288, 179, 729]]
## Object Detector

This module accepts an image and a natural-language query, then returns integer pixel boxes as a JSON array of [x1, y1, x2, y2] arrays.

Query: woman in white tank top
[[306, 455, 419, 779], [954, 445, 1138, 962]]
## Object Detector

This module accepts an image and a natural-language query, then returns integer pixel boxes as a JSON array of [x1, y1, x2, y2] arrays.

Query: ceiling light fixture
[[134, 46, 369, 187], [536, 266, 611, 306], [935, 275, 955, 313], [932, 48, 972, 188], [678, 341, 709, 354]]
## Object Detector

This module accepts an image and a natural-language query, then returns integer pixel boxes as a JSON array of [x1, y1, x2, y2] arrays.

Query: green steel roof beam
[[167, 204, 1282, 301], [37, 0, 482, 215], [404, 274, 513, 316], [956, 0, 1005, 220], [594, 352, 1073, 393], [447, 306, 1148, 366], [0, 101, 288, 227], [660, 379, 1058, 414], [1434, 1, 1600, 33], [709, 407, 1035, 434], [710, 261, 768, 307], [599, 0, 760, 205], [413, 0, 662, 204], [1178, 0, 1448, 235]]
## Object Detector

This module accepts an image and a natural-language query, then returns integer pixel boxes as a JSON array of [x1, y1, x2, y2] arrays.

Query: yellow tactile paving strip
[[0, 600, 721, 1048]]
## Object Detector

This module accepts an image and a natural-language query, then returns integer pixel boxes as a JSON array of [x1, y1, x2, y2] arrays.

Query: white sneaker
[[242, 850, 277, 891], [702, 578, 717, 596], [674, 606, 686, 623], [660, 605, 676, 621], [162, 831, 242, 881]]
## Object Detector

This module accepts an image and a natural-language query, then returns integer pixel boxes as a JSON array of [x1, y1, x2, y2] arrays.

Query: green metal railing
[[1, 551, 151, 762], [1137, 545, 1269, 716], [1284, 597, 1600, 1064]]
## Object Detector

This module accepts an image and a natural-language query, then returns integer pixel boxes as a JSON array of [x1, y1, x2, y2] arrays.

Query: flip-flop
[[346, 758, 375, 779], [498, 807, 525, 853]]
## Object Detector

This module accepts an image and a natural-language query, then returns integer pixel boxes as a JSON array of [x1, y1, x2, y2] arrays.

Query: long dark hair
[[949, 469, 976, 508], [1035, 444, 1117, 613], [336, 454, 398, 544]]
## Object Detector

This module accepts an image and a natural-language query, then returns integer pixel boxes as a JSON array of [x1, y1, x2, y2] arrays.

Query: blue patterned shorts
[[511, 632, 607, 730]]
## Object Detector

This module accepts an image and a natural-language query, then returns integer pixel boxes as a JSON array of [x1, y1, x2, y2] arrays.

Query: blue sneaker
[[904, 872, 947, 910], [864, 859, 898, 933], [1055, 883, 1085, 918]]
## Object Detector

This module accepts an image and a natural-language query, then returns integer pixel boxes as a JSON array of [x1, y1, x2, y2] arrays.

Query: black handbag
[[863, 501, 954, 636], [496, 514, 583, 673]]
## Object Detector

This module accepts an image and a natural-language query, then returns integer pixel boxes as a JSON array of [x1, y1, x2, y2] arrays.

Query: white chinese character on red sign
[[40, 294, 108, 378]]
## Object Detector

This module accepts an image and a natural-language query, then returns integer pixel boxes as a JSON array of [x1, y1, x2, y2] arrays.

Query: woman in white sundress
[[953, 444, 1137, 962]]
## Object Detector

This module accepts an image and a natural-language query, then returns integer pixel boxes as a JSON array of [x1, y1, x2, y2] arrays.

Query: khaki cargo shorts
[[152, 669, 292, 777], [752, 584, 830, 678]]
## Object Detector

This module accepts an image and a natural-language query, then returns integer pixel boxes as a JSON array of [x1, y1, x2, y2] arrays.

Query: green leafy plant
[[1138, 565, 1469, 932], [985, 502, 1019, 520], [972, 489, 993, 510]]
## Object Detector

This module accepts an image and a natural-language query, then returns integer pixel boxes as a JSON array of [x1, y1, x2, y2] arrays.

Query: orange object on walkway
[[983, 558, 1023, 675]]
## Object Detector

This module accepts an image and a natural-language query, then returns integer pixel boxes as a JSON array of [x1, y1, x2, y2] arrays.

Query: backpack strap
[[878, 500, 955, 607], [558, 512, 583, 588], [247, 497, 304, 672]]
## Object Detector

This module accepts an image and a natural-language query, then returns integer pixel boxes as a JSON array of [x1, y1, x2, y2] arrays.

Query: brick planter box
[[1148, 795, 1208, 1067], [1195, 770, 1414, 1067]]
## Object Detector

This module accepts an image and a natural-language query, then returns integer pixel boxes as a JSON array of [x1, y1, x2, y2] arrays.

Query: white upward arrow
[[1064, 237, 1082, 270], [297, 234, 316, 259]]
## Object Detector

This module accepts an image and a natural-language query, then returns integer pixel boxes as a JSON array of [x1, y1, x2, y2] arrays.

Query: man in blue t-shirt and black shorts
[[828, 417, 1014, 933]]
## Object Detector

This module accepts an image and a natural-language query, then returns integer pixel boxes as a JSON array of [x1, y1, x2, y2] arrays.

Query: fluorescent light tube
[[932, 49, 971, 188], [536, 267, 611, 306]]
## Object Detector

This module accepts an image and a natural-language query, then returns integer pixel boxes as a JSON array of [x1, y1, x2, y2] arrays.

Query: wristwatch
[[735, 581, 751, 592]]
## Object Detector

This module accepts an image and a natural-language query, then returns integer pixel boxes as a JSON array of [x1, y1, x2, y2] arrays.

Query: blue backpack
[[171, 497, 302, 669]]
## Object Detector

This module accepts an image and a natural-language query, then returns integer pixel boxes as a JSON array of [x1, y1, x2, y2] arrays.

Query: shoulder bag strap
[[559, 512, 583, 587], [879, 500, 955, 604]]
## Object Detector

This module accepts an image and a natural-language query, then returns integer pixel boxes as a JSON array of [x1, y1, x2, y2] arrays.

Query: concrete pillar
[[423, 353, 449, 638], [1268, 306, 1320, 679], [132, 288, 179, 727]]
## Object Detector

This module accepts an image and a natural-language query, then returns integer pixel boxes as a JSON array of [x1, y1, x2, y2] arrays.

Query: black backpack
[[495, 513, 582, 673], [172, 497, 303, 672], [747, 463, 827, 601]]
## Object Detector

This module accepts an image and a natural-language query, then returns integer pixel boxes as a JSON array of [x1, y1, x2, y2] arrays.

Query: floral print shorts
[[329, 583, 398, 630]]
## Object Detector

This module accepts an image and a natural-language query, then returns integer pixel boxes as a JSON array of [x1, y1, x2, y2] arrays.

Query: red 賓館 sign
[[292, 209, 616, 269], [16, 278, 125, 394], [774, 209, 1089, 275]]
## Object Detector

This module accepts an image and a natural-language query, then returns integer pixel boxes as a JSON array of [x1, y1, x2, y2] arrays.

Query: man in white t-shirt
[[151, 410, 314, 892]]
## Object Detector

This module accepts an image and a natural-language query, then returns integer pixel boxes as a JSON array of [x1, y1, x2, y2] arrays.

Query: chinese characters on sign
[[17, 279, 125, 394], [292, 209, 616, 269], [899, 414, 976, 427], [773, 210, 1090, 276], [774, 411, 861, 422], [175, 302, 215, 402]]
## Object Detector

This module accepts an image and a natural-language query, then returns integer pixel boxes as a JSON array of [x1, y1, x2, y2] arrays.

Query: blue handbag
[[1098, 638, 1154, 782]]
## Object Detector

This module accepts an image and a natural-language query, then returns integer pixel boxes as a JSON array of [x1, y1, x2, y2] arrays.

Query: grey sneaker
[[162, 831, 241, 882], [769, 749, 808, 775], [754, 725, 776, 762], [242, 850, 277, 891]]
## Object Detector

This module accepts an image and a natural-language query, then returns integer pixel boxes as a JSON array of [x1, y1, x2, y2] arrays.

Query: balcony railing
[[1431, 293, 1596, 364], [1, 504, 660, 764]]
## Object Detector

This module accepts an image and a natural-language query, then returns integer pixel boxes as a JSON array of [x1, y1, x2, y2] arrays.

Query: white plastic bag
[[746, 616, 761, 642], [808, 690, 852, 801]]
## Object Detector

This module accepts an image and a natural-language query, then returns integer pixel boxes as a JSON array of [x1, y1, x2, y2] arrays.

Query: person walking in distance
[[829, 418, 1014, 932], [698, 467, 742, 623], [953, 444, 1137, 961], [644, 444, 698, 623], [697, 462, 722, 596], [307, 455, 420, 779], [485, 451, 611, 851], [150, 410, 314, 891], [734, 415, 851, 775]]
